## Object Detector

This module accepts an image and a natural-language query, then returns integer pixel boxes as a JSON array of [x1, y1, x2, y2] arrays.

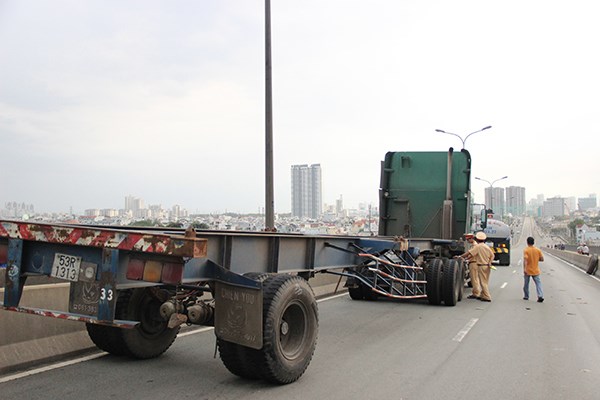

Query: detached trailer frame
[[0, 219, 465, 384]]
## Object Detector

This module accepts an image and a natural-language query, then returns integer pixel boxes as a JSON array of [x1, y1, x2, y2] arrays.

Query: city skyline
[[2, 190, 598, 219], [1, 2, 599, 217]]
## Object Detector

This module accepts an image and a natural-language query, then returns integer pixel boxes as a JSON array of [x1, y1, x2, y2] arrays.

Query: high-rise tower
[[291, 164, 322, 219]]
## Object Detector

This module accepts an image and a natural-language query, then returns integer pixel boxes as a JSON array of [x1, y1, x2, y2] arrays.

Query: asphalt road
[[2, 218, 600, 399]]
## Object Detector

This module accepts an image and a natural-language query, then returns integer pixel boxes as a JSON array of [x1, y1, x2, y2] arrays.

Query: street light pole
[[265, 0, 275, 231], [435, 125, 492, 149], [475, 176, 508, 216]]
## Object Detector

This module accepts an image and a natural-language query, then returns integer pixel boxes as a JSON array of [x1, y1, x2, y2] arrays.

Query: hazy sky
[[1, 1, 599, 215]]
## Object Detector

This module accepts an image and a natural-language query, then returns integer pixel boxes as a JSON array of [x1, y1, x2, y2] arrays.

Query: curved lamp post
[[435, 125, 492, 149], [475, 176, 508, 216]]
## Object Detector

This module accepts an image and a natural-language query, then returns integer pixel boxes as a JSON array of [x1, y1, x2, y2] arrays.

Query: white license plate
[[51, 253, 82, 282]]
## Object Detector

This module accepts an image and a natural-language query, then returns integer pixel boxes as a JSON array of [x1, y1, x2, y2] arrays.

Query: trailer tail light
[[143, 261, 163, 282], [126, 258, 184, 285], [0, 243, 7, 266], [126, 259, 145, 280], [161, 263, 184, 284]]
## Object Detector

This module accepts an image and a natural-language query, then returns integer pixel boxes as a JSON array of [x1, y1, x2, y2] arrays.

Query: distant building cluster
[[83, 195, 188, 222], [0, 202, 34, 218], [484, 186, 526, 217], [528, 194, 597, 218]]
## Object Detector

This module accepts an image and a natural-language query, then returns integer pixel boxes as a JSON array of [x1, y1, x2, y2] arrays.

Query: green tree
[[191, 222, 210, 229], [568, 218, 585, 239], [130, 219, 162, 227]]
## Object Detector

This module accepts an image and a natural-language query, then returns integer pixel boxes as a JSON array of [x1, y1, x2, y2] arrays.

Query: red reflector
[[162, 263, 184, 284], [0, 244, 8, 264], [126, 258, 145, 280]]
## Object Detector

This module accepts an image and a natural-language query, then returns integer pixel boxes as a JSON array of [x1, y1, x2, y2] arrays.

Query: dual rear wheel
[[426, 258, 463, 306]]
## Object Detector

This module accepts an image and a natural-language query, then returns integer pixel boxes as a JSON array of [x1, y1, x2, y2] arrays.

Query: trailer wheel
[[347, 268, 377, 301], [254, 274, 319, 384], [456, 259, 464, 301], [85, 289, 134, 356], [426, 259, 443, 305], [216, 272, 273, 380], [348, 285, 364, 300], [85, 323, 129, 356], [217, 338, 262, 380], [442, 259, 460, 306], [118, 288, 179, 359]]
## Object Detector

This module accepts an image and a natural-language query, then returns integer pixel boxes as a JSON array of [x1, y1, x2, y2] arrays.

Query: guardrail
[[0, 273, 347, 375]]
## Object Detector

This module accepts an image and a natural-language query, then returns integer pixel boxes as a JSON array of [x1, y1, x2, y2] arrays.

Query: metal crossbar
[[327, 249, 428, 300]]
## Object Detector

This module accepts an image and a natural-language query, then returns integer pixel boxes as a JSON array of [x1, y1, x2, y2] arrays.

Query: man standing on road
[[523, 236, 545, 302], [457, 232, 495, 302], [457, 234, 480, 300]]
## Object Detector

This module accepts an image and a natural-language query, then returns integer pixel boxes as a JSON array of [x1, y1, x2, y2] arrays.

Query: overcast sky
[[1, 1, 599, 215]]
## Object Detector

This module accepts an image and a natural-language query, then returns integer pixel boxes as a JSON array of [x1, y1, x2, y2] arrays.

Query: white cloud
[[1, 0, 599, 215]]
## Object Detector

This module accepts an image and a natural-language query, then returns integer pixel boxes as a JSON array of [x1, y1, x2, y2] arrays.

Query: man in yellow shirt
[[523, 236, 544, 302]]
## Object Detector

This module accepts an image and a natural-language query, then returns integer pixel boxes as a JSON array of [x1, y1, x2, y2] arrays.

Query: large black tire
[[217, 338, 262, 380], [348, 285, 364, 300], [362, 284, 379, 301], [217, 272, 272, 380], [442, 259, 461, 307], [252, 274, 319, 384], [457, 259, 465, 301], [426, 259, 443, 305], [118, 288, 180, 359], [85, 323, 130, 356], [586, 254, 598, 275], [347, 268, 377, 301]]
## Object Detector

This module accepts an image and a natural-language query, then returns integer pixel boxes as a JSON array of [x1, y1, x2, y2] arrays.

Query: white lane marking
[[178, 326, 214, 338], [547, 253, 600, 283], [0, 291, 349, 383], [501, 282, 507, 289], [318, 292, 349, 302], [453, 318, 479, 342], [0, 353, 106, 384]]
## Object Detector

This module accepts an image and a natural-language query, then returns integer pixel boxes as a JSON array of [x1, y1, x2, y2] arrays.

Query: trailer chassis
[[0, 220, 464, 383]]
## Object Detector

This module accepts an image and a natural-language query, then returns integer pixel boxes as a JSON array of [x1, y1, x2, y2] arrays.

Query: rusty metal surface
[[0, 220, 207, 258], [0, 302, 137, 329]]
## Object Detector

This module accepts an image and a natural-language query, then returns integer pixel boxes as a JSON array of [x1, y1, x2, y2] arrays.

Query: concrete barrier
[[0, 273, 347, 375], [544, 247, 596, 272]]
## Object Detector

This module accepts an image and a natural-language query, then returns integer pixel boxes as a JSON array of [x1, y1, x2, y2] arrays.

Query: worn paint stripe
[[453, 318, 479, 342]]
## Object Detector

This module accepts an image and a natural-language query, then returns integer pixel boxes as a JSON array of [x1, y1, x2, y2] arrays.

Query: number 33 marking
[[100, 288, 114, 301]]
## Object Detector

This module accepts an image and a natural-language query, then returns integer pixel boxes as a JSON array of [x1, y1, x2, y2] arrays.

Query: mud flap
[[215, 281, 263, 349]]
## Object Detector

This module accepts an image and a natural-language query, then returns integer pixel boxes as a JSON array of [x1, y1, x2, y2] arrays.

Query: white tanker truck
[[481, 217, 512, 266]]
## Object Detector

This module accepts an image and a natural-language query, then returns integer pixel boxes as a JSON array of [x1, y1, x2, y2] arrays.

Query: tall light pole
[[475, 176, 508, 216], [435, 125, 492, 149], [265, 0, 275, 231]]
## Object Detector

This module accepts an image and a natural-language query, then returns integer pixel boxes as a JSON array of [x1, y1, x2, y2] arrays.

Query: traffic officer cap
[[475, 231, 487, 241]]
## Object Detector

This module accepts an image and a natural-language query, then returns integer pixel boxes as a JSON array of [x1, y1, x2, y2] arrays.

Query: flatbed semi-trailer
[[0, 218, 466, 383]]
